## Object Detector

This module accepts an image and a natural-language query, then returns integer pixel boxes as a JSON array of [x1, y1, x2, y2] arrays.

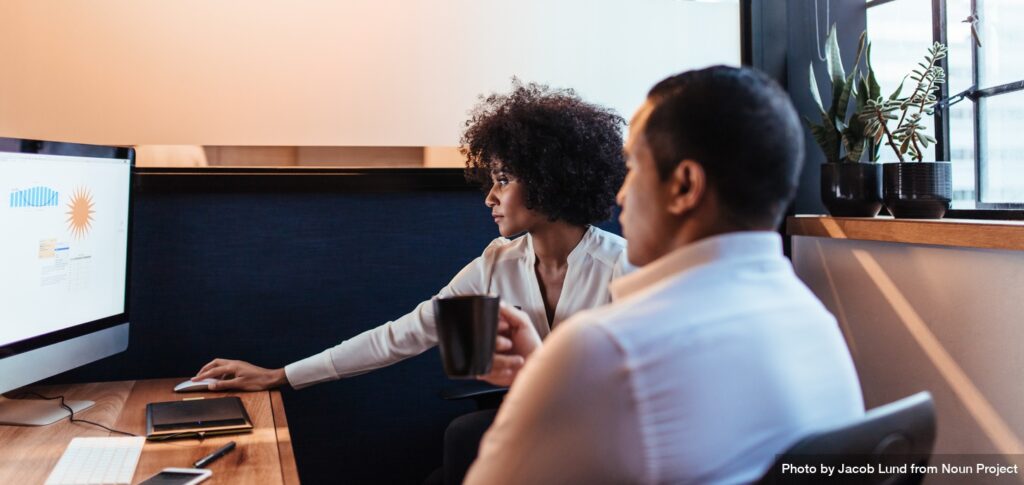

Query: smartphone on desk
[[137, 467, 212, 485]]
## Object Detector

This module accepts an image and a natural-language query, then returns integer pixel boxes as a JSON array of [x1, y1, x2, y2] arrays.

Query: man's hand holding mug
[[477, 304, 541, 387]]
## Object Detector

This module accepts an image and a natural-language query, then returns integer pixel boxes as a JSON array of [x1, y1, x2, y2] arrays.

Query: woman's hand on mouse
[[193, 358, 288, 391]]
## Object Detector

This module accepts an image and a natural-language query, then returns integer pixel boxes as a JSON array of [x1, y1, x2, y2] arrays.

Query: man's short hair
[[644, 65, 804, 228]]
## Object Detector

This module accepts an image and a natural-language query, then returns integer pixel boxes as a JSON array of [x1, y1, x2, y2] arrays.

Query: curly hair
[[462, 80, 626, 227]]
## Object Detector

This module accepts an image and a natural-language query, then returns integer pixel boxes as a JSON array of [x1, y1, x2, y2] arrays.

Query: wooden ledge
[[787, 215, 1024, 251]]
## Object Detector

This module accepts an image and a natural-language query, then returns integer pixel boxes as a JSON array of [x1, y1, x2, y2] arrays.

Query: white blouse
[[284, 225, 629, 389]]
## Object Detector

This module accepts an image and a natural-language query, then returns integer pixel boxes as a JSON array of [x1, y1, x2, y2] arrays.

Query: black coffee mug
[[433, 295, 500, 378]]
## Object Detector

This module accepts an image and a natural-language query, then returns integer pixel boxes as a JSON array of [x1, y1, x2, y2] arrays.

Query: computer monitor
[[0, 138, 134, 425]]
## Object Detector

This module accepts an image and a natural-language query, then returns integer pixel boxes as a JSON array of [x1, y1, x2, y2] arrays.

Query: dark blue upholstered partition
[[51, 168, 621, 484]]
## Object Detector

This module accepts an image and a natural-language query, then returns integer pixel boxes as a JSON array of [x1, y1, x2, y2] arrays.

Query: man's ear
[[666, 159, 705, 216]]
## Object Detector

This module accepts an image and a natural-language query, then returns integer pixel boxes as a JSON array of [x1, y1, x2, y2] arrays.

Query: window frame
[[865, 0, 1024, 212]]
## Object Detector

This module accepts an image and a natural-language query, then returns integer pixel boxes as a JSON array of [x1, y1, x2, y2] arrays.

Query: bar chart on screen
[[9, 186, 59, 208]]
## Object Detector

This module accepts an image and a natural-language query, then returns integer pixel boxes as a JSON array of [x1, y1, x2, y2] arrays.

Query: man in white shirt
[[465, 66, 865, 484]]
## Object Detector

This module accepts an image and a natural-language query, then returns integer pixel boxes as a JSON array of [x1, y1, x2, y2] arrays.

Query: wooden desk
[[0, 378, 299, 484]]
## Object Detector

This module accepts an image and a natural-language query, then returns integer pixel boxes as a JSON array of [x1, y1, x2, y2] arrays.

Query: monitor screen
[[0, 145, 131, 356]]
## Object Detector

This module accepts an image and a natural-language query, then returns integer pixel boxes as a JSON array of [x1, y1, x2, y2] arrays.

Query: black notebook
[[145, 396, 253, 440]]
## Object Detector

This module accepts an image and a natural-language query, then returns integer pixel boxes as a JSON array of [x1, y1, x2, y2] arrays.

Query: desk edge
[[270, 390, 300, 485]]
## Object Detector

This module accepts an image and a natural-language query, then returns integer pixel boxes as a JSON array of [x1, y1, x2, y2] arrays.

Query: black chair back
[[757, 392, 936, 485]]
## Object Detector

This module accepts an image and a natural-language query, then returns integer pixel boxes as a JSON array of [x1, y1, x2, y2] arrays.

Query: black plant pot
[[820, 163, 883, 217], [882, 162, 952, 219]]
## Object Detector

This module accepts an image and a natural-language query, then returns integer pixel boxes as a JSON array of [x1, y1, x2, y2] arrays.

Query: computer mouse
[[173, 378, 219, 392]]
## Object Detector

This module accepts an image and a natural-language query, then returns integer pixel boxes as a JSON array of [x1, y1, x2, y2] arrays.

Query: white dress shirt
[[467, 231, 865, 484], [284, 226, 629, 389]]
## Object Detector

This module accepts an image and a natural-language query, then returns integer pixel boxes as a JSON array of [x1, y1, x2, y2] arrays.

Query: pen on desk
[[193, 441, 236, 468]]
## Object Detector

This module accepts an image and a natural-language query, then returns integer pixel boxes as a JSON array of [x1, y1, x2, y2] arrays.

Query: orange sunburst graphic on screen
[[66, 187, 96, 239]]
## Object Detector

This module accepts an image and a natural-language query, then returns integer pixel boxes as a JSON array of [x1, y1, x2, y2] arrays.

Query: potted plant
[[808, 27, 883, 217], [859, 42, 952, 219]]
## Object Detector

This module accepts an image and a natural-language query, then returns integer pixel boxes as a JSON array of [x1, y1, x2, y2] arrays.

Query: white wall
[[0, 1, 740, 146], [793, 236, 1024, 482]]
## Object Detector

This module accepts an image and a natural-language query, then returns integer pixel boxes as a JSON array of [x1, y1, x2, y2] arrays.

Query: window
[[865, 0, 1024, 208]]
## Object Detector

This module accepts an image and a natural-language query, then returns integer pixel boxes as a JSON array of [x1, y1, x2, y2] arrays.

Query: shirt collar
[[610, 231, 783, 300], [525, 225, 596, 264]]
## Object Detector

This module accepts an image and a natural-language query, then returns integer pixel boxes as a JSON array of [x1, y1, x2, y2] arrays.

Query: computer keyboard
[[45, 436, 145, 485]]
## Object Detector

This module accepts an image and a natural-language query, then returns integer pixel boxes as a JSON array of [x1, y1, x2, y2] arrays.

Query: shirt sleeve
[[283, 240, 502, 389], [464, 319, 647, 484]]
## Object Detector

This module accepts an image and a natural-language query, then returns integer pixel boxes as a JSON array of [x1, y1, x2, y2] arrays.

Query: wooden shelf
[[787, 215, 1024, 251]]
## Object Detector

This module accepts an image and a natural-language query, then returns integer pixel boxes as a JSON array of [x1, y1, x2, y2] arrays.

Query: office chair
[[757, 391, 936, 485], [439, 383, 506, 410]]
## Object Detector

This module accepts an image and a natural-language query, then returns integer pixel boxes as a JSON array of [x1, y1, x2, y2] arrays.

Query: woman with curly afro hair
[[461, 79, 628, 328], [191, 81, 629, 409]]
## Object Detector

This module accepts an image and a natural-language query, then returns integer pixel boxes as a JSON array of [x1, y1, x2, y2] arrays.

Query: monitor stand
[[0, 396, 95, 426]]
